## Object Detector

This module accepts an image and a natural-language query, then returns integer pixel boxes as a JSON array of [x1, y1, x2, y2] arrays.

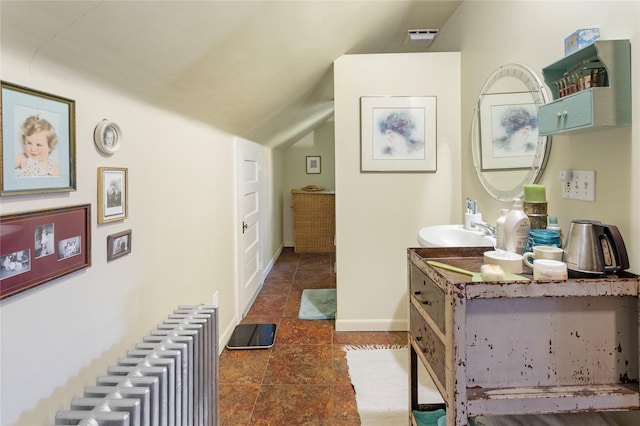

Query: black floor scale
[[226, 323, 277, 349]]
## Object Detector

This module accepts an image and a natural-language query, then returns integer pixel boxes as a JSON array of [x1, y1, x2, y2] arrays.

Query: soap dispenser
[[495, 209, 510, 251], [504, 198, 530, 254]]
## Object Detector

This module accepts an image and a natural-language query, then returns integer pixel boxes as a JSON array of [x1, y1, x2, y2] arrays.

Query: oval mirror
[[471, 63, 551, 201]]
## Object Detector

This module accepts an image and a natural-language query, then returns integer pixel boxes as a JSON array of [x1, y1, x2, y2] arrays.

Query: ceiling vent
[[404, 29, 439, 46]]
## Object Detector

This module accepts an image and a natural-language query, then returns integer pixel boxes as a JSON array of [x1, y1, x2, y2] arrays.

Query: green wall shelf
[[538, 39, 631, 135]]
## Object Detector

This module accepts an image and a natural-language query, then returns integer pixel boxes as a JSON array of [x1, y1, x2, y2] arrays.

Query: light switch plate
[[562, 170, 595, 201]]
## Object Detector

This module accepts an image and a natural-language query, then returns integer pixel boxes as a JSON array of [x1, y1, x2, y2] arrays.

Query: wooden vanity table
[[408, 247, 640, 426]]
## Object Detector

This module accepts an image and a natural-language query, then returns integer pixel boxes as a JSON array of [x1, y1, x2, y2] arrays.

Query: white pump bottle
[[504, 198, 530, 254]]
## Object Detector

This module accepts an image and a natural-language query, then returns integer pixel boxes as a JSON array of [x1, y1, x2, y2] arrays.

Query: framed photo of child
[[0, 81, 76, 196], [93, 119, 122, 155], [107, 229, 132, 261], [97, 167, 128, 224]]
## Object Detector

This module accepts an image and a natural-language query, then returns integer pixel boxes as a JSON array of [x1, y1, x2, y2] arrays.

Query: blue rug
[[298, 289, 336, 320]]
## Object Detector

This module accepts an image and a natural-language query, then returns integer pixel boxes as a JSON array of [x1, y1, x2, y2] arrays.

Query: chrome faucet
[[471, 221, 496, 237]]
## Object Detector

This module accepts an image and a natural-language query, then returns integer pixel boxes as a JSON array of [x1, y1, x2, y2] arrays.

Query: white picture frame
[[306, 156, 321, 174], [360, 96, 437, 172], [94, 119, 122, 155]]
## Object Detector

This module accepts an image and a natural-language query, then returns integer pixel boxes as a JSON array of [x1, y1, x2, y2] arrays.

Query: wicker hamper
[[291, 190, 335, 253]]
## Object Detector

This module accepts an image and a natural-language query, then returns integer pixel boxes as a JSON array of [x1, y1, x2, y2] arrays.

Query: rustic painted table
[[408, 247, 640, 426]]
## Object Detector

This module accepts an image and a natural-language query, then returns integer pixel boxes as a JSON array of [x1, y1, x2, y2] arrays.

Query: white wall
[[282, 120, 336, 246], [438, 1, 640, 274], [0, 48, 282, 425], [334, 52, 461, 331]]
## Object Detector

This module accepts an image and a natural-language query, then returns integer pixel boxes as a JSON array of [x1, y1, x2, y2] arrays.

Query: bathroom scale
[[226, 323, 277, 349]]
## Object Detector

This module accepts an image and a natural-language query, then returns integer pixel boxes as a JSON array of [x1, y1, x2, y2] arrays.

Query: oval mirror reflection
[[471, 63, 551, 201]]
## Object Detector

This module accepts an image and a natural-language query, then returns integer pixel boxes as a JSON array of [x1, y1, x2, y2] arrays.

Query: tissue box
[[564, 28, 600, 56]]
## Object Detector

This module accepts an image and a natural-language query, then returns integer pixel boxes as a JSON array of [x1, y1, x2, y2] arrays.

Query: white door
[[236, 138, 262, 318]]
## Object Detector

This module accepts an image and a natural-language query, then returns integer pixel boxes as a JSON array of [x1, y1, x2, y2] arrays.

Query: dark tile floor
[[218, 248, 407, 425]]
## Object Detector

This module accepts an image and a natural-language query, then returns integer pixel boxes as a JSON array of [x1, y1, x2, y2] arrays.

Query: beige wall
[[334, 52, 462, 331], [0, 48, 283, 425], [282, 120, 336, 246], [438, 1, 640, 273], [262, 146, 286, 263]]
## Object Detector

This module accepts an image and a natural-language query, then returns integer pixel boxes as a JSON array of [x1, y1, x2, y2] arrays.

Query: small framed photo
[[360, 96, 437, 172], [94, 119, 122, 155], [107, 229, 131, 261], [306, 156, 321, 174], [98, 167, 128, 224], [1, 81, 76, 196]]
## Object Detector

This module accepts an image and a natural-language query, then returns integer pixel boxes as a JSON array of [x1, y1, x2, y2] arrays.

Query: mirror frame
[[471, 63, 551, 201]]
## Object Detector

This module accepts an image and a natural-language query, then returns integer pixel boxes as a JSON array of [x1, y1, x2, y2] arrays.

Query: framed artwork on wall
[[0, 204, 91, 300], [98, 167, 128, 224], [360, 96, 437, 172], [94, 119, 123, 155], [0, 81, 76, 196], [107, 229, 131, 261], [306, 156, 321, 174], [479, 92, 539, 171]]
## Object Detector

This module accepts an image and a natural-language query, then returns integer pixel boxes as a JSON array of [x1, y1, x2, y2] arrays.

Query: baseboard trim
[[261, 243, 283, 281], [335, 318, 407, 332]]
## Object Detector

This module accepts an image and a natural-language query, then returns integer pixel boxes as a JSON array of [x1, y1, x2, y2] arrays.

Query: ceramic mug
[[483, 250, 523, 274], [523, 245, 564, 269], [533, 259, 568, 281]]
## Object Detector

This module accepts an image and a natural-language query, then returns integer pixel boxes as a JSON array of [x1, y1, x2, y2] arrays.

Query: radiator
[[55, 305, 218, 426]]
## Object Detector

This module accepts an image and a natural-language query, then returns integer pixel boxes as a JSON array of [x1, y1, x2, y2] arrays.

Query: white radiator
[[55, 305, 218, 426]]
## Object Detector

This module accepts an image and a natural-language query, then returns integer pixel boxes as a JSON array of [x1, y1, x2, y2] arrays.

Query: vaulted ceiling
[[1, 1, 461, 148]]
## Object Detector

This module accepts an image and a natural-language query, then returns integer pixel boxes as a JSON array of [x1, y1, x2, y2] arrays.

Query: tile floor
[[218, 248, 407, 425]]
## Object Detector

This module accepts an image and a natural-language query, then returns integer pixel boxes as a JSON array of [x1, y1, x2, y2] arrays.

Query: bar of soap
[[481, 264, 505, 281]]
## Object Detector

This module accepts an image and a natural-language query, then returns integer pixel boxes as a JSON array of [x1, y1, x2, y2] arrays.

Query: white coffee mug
[[533, 259, 568, 281], [523, 245, 564, 269], [483, 250, 523, 274]]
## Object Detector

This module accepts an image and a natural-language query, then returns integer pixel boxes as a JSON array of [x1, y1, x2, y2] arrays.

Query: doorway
[[235, 137, 263, 318]]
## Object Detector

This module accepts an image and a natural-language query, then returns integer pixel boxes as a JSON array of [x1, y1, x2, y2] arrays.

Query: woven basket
[[292, 191, 335, 253]]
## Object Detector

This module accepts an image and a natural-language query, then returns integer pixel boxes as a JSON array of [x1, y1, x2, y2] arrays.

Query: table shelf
[[408, 247, 640, 425]]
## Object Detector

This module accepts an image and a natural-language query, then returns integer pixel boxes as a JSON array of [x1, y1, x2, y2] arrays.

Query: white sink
[[417, 224, 496, 247]]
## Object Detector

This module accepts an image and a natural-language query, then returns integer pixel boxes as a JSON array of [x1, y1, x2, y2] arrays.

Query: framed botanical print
[[1, 81, 76, 196], [98, 167, 128, 224], [306, 156, 321, 174]]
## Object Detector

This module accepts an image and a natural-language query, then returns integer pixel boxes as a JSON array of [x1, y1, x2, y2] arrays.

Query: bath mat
[[298, 288, 336, 320], [343, 345, 443, 425]]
